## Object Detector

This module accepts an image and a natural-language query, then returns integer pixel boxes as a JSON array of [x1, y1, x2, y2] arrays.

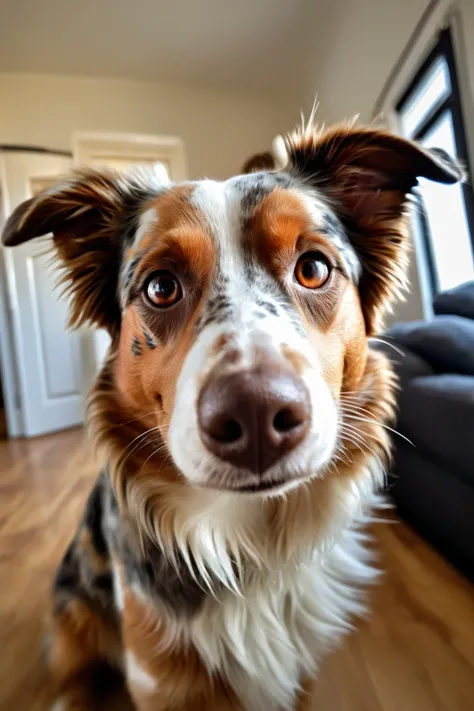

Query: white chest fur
[[127, 465, 384, 711], [188, 522, 376, 711]]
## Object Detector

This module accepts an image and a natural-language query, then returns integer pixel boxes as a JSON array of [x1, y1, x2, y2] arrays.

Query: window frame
[[396, 27, 474, 295]]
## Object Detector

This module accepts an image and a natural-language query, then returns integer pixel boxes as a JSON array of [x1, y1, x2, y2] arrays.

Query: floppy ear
[[285, 123, 463, 332], [2, 167, 158, 337]]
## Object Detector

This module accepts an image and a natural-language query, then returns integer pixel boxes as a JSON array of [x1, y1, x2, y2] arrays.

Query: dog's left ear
[[2, 167, 158, 338], [241, 151, 276, 174], [285, 124, 463, 332]]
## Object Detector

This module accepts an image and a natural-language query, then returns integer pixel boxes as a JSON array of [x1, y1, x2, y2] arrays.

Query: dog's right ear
[[2, 167, 159, 337]]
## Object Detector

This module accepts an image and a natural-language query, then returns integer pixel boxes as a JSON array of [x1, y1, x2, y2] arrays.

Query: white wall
[[0, 73, 294, 180]]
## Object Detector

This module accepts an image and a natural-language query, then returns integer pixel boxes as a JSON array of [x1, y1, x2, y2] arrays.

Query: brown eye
[[294, 252, 331, 289], [145, 271, 182, 308]]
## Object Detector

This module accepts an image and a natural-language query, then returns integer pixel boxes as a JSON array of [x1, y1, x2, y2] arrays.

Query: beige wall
[[457, 0, 474, 167], [299, 0, 474, 325], [299, 0, 473, 128], [299, 0, 430, 125], [0, 73, 294, 180], [459, 0, 474, 94]]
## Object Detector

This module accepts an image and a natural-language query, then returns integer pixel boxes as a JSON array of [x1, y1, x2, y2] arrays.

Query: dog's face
[[3, 124, 461, 497], [118, 174, 361, 493]]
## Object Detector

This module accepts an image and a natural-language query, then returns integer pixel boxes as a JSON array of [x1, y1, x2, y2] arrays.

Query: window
[[396, 28, 474, 294]]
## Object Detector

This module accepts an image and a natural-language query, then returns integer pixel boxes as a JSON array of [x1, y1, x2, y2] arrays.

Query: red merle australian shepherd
[[2, 121, 461, 711]]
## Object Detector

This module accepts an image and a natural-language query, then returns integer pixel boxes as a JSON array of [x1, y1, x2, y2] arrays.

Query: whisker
[[120, 427, 162, 458], [342, 415, 414, 447], [118, 422, 171, 467], [340, 425, 380, 460], [341, 404, 385, 419], [109, 411, 160, 429], [139, 445, 173, 474], [369, 337, 406, 357]]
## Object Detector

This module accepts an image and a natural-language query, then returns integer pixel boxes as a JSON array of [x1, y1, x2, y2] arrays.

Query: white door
[[2, 151, 86, 437]]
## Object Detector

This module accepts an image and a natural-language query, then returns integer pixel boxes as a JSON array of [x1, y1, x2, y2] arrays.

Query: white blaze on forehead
[[133, 206, 158, 248], [191, 180, 243, 263], [190, 180, 312, 356]]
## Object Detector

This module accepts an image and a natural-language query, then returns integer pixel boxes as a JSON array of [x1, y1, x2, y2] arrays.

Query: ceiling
[[0, 0, 316, 93]]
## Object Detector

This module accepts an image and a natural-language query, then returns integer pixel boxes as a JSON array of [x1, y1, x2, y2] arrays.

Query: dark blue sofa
[[379, 282, 474, 580]]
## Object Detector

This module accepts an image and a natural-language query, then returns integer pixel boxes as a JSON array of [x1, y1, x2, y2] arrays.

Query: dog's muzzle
[[197, 358, 311, 477]]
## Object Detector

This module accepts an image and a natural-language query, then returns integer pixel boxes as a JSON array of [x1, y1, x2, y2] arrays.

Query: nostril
[[213, 419, 242, 443], [273, 407, 304, 433]]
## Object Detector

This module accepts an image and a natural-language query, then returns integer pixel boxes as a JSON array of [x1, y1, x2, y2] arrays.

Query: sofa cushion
[[433, 281, 474, 319], [396, 374, 474, 485], [386, 316, 474, 375]]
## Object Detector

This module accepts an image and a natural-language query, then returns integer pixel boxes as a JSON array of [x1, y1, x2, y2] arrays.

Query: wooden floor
[[0, 429, 473, 711]]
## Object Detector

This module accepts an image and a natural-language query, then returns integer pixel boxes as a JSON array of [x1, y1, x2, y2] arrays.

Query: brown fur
[[134, 192, 214, 279], [122, 583, 242, 711], [285, 123, 461, 332], [113, 187, 217, 434], [49, 598, 122, 709], [1, 168, 152, 336], [248, 188, 347, 329]]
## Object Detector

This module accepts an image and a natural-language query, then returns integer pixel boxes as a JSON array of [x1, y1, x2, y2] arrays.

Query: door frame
[[72, 131, 188, 181], [0, 149, 79, 437], [0, 155, 23, 436]]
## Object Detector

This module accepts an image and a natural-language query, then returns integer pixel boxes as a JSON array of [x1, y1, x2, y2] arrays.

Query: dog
[[2, 120, 461, 711]]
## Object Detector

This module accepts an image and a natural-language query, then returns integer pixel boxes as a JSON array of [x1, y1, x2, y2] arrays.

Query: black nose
[[197, 364, 311, 474]]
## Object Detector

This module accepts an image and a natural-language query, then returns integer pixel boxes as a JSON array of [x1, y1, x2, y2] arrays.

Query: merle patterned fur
[[131, 337, 143, 356], [53, 472, 210, 620]]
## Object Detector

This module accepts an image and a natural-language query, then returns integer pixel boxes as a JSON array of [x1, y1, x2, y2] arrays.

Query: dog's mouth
[[198, 476, 305, 496], [233, 479, 291, 493]]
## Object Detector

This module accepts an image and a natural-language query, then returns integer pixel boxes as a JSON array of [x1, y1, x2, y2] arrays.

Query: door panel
[[2, 152, 85, 437], [28, 248, 80, 398]]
